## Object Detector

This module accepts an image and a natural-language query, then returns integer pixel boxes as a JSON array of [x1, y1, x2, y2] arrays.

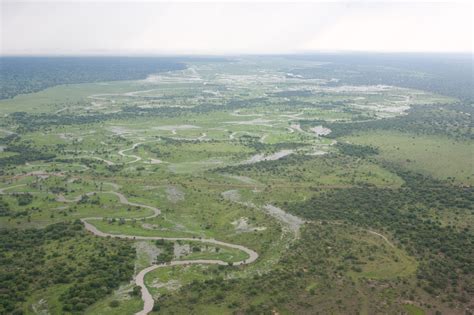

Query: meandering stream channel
[[60, 190, 258, 315]]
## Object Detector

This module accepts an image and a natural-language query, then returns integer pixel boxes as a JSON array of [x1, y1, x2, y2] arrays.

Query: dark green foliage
[[0, 54, 472, 315], [156, 223, 402, 314], [0, 198, 10, 216], [244, 139, 306, 153], [0, 144, 55, 167], [299, 103, 473, 140], [155, 240, 174, 264], [0, 57, 185, 99], [285, 169, 474, 299], [285, 53, 474, 101], [6, 97, 279, 132], [15, 193, 33, 206], [0, 221, 135, 314], [270, 90, 313, 97], [0, 134, 19, 145], [9, 111, 112, 132], [216, 152, 312, 175], [130, 286, 141, 297], [336, 143, 379, 158]]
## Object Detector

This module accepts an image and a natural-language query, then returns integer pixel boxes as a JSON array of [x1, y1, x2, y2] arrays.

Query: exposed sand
[[166, 185, 185, 203], [108, 126, 135, 136], [230, 110, 263, 117], [366, 230, 395, 247], [221, 189, 241, 202], [220, 186, 304, 238], [263, 204, 305, 237], [148, 158, 163, 164], [243, 150, 294, 164], [31, 298, 49, 315], [152, 125, 200, 131], [221, 174, 262, 186], [231, 217, 266, 233], [173, 243, 191, 258], [306, 150, 328, 156], [310, 126, 332, 136], [290, 124, 305, 133], [135, 241, 162, 266], [224, 118, 273, 127], [149, 279, 181, 292], [197, 133, 207, 140]]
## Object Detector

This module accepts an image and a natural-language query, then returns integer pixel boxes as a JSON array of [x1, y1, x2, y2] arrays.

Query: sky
[[1, 0, 472, 55]]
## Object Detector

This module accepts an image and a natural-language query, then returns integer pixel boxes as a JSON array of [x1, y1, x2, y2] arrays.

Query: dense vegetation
[[0, 57, 186, 99], [299, 103, 473, 140], [286, 53, 474, 101], [0, 55, 472, 314], [0, 198, 10, 216], [155, 240, 174, 264], [157, 222, 415, 314], [285, 168, 474, 302], [0, 143, 55, 168], [334, 143, 379, 158], [0, 221, 135, 314]]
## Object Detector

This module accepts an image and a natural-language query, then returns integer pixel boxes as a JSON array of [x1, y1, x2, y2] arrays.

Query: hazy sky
[[1, 0, 472, 55]]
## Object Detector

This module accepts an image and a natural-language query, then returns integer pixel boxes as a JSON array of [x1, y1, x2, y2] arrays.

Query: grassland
[[345, 131, 473, 185], [0, 56, 471, 315]]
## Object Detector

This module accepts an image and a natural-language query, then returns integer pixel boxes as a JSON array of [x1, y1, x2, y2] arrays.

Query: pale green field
[[345, 131, 473, 185]]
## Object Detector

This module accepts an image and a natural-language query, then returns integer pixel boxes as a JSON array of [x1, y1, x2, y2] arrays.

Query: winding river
[[57, 190, 258, 314]]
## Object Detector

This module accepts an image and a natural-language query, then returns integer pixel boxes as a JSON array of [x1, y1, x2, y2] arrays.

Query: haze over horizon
[[1, 0, 473, 56]]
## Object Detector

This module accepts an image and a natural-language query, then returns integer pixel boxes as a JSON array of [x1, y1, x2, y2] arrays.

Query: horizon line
[[1, 50, 473, 58]]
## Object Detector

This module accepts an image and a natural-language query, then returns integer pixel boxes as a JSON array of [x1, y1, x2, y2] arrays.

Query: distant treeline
[[299, 103, 473, 140], [285, 53, 474, 101], [3, 97, 270, 132], [0, 144, 55, 169], [0, 57, 186, 99]]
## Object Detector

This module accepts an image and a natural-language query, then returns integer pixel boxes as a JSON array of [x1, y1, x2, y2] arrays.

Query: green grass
[[0, 191, 154, 229], [85, 222, 249, 262], [345, 131, 473, 185], [152, 222, 419, 315], [89, 219, 198, 238], [23, 284, 69, 315], [0, 57, 469, 315], [347, 229, 417, 280], [177, 243, 250, 263], [217, 154, 404, 190], [145, 264, 215, 297], [404, 304, 425, 315], [85, 286, 143, 315]]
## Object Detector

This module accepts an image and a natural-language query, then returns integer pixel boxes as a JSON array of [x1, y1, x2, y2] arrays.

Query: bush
[[152, 303, 161, 312]]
